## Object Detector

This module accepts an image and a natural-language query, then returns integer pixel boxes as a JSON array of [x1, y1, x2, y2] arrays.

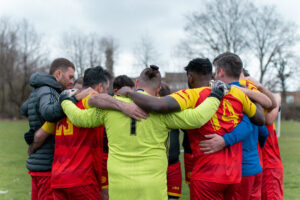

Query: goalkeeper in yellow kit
[[59, 66, 229, 200]]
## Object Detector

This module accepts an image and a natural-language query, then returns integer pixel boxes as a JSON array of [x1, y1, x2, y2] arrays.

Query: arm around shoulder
[[164, 97, 220, 130], [129, 92, 180, 113], [249, 103, 265, 126], [265, 93, 281, 125], [61, 100, 103, 128]]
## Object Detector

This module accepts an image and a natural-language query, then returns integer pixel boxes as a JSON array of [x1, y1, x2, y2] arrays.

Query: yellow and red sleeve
[[81, 93, 96, 109], [169, 87, 208, 110], [41, 122, 56, 135], [239, 79, 260, 92], [231, 87, 257, 118]]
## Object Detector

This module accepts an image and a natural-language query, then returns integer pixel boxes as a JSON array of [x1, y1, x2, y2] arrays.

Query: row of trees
[[0, 18, 47, 118], [61, 32, 118, 77], [178, 0, 299, 103]]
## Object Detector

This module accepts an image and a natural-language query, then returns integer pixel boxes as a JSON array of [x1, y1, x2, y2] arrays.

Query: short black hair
[[49, 58, 75, 75], [82, 66, 108, 88], [213, 52, 243, 79], [184, 58, 212, 76], [113, 75, 135, 90], [94, 66, 112, 82], [159, 82, 171, 96]]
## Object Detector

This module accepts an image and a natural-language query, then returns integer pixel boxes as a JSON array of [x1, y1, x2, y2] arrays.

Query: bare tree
[[0, 18, 46, 117], [180, 0, 251, 58], [248, 5, 297, 84], [133, 34, 158, 68], [14, 20, 46, 108], [87, 33, 103, 69], [61, 31, 88, 77], [271, 49, 299, 103], [61, 32, 113, 77], [179, 0, 299, 94], [101, 37, 118, 77], [0, 18, 18, 115]]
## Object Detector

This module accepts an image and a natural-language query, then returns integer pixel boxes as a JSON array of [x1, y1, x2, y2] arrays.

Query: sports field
[[0, 120, 299, 200]]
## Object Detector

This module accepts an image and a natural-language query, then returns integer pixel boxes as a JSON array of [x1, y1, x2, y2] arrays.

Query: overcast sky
[[0, 0, 299, 78]]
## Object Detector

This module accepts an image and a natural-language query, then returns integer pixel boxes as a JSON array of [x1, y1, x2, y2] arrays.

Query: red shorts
[[262, 168, 283, 200], [52, 184, 101, 200], [236, 173, 262, 200], [184, 153, 194, 184], [190, 180, 239, 200], [30, 172, 53, 200], [101, 154, 108, 189], [167, 161, 182, 198]]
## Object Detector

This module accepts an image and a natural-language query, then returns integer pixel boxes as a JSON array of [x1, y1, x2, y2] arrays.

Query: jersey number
[[130, 118, 136, 136], [210, 99, 239, 131], [56, 118, 74, 136]]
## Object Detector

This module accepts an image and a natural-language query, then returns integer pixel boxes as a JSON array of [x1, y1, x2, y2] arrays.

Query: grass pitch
[[0, 120, 299, 199]]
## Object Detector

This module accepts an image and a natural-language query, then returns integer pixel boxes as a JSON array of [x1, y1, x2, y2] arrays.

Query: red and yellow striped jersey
[[239, 79, 260, 92], [169, 86, 257, 184], [262, 124, 283, 169], [43, 94, 105, 188]]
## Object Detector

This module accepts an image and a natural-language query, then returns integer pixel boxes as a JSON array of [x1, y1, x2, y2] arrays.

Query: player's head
[[184, 58, 212, 89], [113, 75, 135, 93], [240, 68, 250, 79], [137, 65, 161, 96], [50, 58, 75, 90], [74, 77, 83, 89], [159, 82, 171, 97], [213, 52, 243, 83], [82, 66, 110, 93]]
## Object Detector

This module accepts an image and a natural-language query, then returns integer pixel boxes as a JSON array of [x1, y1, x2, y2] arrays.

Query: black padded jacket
[[21, 73, 64, 172]]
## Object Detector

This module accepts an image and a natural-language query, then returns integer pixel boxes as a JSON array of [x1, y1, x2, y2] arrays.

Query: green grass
[[278, 121, 300, 200], [0, 120, 30, 200], [0, 120, 299, 199]]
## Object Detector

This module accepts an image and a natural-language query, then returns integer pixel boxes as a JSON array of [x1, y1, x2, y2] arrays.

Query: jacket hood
[[30, 73, 63, 92]]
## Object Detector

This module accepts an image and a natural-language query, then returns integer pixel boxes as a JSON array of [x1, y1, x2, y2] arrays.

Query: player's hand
[[199, 134, 225, 154], [27, 144, 34, 156], [209, 80, 230, 100], [116, 86, 134, 97], [120, 102, 149, 121], [59, 89, 79, 104], [101, 188, 109, 200], [75, 87, 96, 101]]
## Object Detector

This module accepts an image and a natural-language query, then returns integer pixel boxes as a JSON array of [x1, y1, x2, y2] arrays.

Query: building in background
[[285, 91, 300, 104]]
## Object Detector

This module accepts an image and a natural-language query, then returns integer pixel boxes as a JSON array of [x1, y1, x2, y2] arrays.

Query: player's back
[[51, 96, 103, 189], [102, 95, 169, 200], [172, 86, 256, 184]]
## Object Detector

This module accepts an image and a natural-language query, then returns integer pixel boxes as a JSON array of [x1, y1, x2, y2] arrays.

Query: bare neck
[[136, 87, 156, 96], [192, 80, 210, 88], [222, 76, 239, 84]]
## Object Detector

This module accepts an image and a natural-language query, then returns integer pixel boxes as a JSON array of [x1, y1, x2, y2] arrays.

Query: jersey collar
[[228, 81, 240, 86]]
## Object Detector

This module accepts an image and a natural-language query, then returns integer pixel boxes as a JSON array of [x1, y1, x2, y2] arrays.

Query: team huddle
[[21, 52, 283, 200]]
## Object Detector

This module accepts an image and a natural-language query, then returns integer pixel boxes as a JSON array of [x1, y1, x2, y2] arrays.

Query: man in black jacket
[[21, 58, 75, 200]]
